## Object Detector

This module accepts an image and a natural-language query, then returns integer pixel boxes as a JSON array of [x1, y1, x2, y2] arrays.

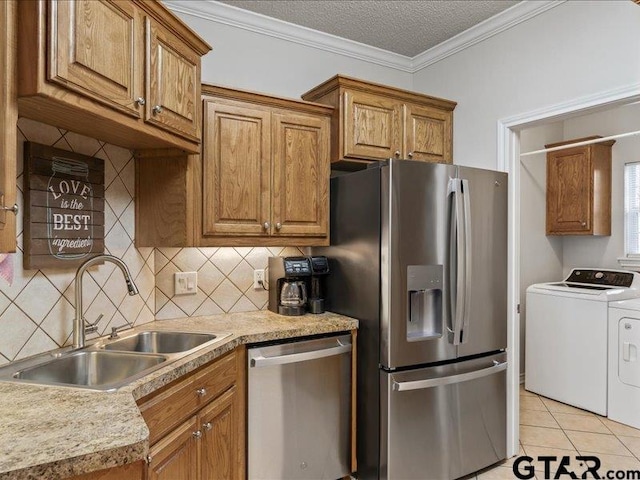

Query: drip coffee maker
[[268, 256, 311, 316]]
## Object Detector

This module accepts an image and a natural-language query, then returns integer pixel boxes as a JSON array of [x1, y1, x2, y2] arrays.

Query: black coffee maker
[[268, 256, 312, 316], [308, 256, 330, 314]]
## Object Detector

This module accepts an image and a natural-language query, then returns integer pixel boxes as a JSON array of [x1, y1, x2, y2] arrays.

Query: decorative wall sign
[[23, 142, 105, 269]]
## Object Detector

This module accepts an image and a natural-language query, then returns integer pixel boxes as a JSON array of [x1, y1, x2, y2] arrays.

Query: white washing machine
[[525, 268, 640, 415], [608, 298, 640, 429]]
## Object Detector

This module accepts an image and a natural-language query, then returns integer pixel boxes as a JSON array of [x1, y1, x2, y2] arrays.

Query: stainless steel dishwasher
[[247, 333, 352, 480]]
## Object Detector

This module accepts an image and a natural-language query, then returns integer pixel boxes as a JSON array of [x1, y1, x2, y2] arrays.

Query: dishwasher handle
[[250, 341, 352, 368]]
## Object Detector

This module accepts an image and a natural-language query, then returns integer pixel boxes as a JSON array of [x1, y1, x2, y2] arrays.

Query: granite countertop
[[0, 310, 358, 480]]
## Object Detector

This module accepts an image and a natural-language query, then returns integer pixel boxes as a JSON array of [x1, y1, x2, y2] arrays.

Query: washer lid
[[527, 268, 640, 301]]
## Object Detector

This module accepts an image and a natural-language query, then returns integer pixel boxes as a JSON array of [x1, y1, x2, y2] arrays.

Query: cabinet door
[[202, 100, 271, 237], [146, 17, 200, 141], [49, 0, 143, 118], [147, 417, 199, 480], [343, 90, 402, 160], [546, 147, 592, 234], [199, 387, 242, 480], [0, 0, 17, 252], [272, 112, 329, 237], [404, 103, 452, 163]]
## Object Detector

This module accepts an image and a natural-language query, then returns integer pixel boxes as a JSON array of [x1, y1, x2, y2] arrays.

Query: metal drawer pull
[[196, 387, 207, 396], [203, 422, 212, 431], [0, 204, 18, 215], [392, 361, 507, 391], [250, 342, 352, 368], [136, 97, 146, 106], [193, 430, 202, 439], [152, 105, 163, 115]]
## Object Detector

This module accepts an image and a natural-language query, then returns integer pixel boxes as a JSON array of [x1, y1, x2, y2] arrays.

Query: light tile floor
[[465, 385, 640, 479]]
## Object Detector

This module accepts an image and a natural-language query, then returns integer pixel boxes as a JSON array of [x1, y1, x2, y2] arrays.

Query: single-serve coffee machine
[[309, 256, 330, 314], [268, 256, 311, 316]]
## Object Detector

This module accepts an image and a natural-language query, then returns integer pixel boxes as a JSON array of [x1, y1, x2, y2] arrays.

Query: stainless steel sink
[[103, 331, 220, 354], [0, 330, 232, 392], [12, 351, 167, 391]]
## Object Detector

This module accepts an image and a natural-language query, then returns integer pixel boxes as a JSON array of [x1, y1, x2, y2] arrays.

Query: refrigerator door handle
[[449, 178, 465, 345], [392, 361, 507, 391], [460, 178, 472, 343]]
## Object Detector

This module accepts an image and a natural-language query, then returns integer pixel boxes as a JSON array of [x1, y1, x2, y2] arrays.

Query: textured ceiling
[[218, 1, 521, 57]]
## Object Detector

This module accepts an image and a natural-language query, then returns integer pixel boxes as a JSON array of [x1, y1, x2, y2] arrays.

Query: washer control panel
[[565, 269, 635, 288]]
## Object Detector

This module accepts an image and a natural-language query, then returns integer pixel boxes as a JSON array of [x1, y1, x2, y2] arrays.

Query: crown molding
[[164, 0, 565, 74], [411, 1, 565, 72], [162, 0, 414, 72]]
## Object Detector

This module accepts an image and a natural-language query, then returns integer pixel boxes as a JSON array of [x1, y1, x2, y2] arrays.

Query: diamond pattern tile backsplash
[[0, 118, 308, 366], [155, 246, 305, 320], [0, 118, 155, 366]]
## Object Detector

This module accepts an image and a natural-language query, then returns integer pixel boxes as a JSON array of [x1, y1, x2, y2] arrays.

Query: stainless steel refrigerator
[[314, 159, 508, 480]]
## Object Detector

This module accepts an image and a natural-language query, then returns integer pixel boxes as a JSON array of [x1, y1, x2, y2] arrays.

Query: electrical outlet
[[175, 272, 198, 295], [253, 269, 265, 289]]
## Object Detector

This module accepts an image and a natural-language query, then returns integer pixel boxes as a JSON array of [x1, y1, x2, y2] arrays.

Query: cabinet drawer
[[138, 350, 237, 444]]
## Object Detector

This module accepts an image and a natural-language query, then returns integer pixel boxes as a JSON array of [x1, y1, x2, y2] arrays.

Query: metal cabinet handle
[[192, 430, 202, 439], [196, 387, 207, 396], [394, 150, 401, 158], [275, 222, 282, 230], [152, 105, 163, 115], [408, 152, 414, 158], [202, 422, 212, 431], [136, 97, 146, 106], [581, 222, 587, 227], [263, 222, 270, 230], [0, 204, 18, 215]]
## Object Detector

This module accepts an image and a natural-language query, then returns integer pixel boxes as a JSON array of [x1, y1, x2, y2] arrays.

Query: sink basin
[[103, 331, 220, 354], [12, 351, 166, 390], [0, 330, 231, 391]]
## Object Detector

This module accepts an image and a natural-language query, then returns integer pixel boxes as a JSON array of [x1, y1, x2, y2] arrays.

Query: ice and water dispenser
[[407, 265, 443, 341]]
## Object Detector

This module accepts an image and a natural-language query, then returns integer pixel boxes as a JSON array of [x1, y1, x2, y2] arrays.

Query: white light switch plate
[[175, 272, 198, 295]]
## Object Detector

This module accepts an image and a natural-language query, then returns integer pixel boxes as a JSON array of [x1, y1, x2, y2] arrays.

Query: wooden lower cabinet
[[147, 417, 199, 480], [139, 348, 246, 480], [199, 387, 241, 479]]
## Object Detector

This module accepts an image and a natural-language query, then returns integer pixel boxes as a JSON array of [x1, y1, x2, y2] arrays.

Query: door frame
[[496, 82, 640, 457]]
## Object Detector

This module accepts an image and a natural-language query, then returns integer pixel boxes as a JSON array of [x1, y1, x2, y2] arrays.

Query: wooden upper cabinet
[[49, 0, 143, 118], [196, 85, 332, 246], [17, 0, 210, 152], [272, 112, 329, 237], [0, 0, 18, 253], [404, 103, 452, 163], [202, 100, 271, 237], [343, 90, 402, 160], [546, 137, 614, 236], [302, 75, 456, 165], [146, 16, 201, 141]]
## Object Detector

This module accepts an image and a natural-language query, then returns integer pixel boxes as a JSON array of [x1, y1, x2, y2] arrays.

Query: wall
[[561, 102, 640, 273], [0, 119, 155, 366], [170, 11, 413, 98], [154, 246, 303, 320], [412, 0, 640, 170], [518, 122, 564, 374]]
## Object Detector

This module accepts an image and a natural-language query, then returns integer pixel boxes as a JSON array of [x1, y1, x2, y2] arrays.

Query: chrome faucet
[[73, 254, 139, 349]]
